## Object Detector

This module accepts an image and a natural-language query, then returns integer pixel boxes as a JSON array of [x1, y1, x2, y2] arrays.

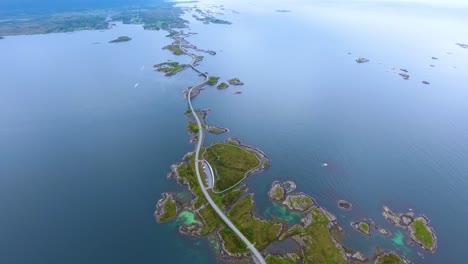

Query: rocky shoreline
[[337, 200, 352, 211], [180, 38, 217, 55], [154, 192, 178, 223], [374, 251, 413, 264], [269, 180, 370, 263], [282, 193, 315, 212], [228, 78, 244, 85], [408, 216, 437, 252], [183, 108, 230, 141], [382, 206, 437, 252], [356, 57, 370, 63], [351, 219, 373, 236], [268, 180, 296, 201], [207, 125, 229, 134]]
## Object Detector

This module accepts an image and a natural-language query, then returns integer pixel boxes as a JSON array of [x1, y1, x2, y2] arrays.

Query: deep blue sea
[[1, 0, 468, 263]]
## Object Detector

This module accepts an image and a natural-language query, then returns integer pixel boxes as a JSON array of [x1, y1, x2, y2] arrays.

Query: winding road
[[176, 34, 266, 264]]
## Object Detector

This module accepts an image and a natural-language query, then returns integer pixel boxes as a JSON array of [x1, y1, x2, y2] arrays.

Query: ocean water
[[178, 0, 468, 262], [0, 23, 214, 263], [1, 0, 468, 263]]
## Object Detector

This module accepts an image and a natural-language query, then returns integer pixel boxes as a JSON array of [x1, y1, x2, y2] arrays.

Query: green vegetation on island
[[155, 193, 178, 222], [217, 82, 229, 89], [273, 186, 284, 201], [154, 61, 187, 76], [188, 182, 282, 256], [352, 220, 372, 236], [168, 152, 358, 263], [218, 225, 248, 254], [376, 252, 404, 264], [203, 143, 261, 192], [410, 217, 435, 250], [207, 126, 228, 134], [281, 207, 347, 264], [160, 196, 177, 221], [163, 44, 184, 55], [266, 254, 299, 264], [187, 122, 200, 133], [199, 205, 222, 235], [220, 189, 243, 207], [382, 206, 437, 252], [109, 36, 132, 43], [360, 222, 370, 233], [224, 194, 282, 251], [228, 78, 244, 85], [207, 76, 220, 86], [283, 193, 315, 212]]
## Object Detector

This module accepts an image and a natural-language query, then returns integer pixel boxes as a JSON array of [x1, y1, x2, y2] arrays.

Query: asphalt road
[[178, 33, 266, 264]]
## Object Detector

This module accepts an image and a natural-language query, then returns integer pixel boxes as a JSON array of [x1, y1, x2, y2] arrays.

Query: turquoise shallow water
[[1, 0, 468, 263]]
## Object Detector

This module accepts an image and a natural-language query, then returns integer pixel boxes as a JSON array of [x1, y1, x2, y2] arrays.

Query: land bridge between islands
[[175, 33, 266, 264]]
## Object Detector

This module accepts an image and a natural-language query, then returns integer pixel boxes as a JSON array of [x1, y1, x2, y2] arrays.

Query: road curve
[[188, 88, 266, 264], [176, 34, 266, 264]]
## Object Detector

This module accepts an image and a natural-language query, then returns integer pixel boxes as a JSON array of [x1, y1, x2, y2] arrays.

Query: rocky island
[[351, 219, 372, 236], [268, 180, 296, 201], [191, 10, 232, 25], [155, 192, 178, 222], [228, 78, 244, 85], [109, 36, 132, 43], [382, 206, 437, 252], [356, 57, 370, 63], [207, 125, 229, 134], [456, 43, 468, 49], [409, 217, 437, 252], [207, 76, 220, 86], [217, 82, 229, 89], [163, 44, 185, 55], [375, 251, 411, 264], [399, 73, 410, 80], [282, 193, 315, 212], [337, 200, 352, 211], [154, 61, 188, 76]]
